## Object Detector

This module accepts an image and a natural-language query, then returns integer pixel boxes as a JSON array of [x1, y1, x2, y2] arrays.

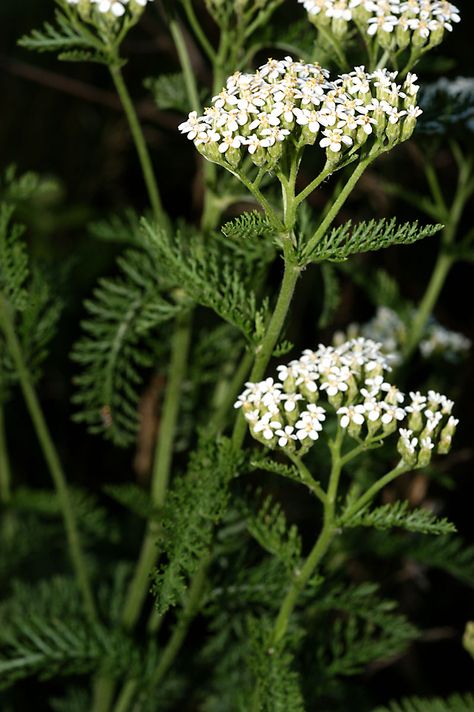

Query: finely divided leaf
[[221, 211, 276, 241], [307, 219, 442, 263], [153, 436, 240, 615], [72, 247, 187, 446], [343, 500, 457, 536], [372, 692, 474, 712], [247, 496, 301, 572]]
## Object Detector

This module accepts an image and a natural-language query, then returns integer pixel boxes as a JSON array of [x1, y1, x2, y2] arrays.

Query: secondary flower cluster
[[65, 0, 151, 21], [235, 337, 458, 467], [298, 0, 460, 53], [179, 57, 421, 171], [334, 306, 471, 364]]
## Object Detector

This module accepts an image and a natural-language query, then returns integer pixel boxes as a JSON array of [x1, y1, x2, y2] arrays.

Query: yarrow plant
[[236, 336, 458, 464], [1, 1, 473, 711], [334, 306, 471, 364], [179, 57, 421, 174], [65, 0, 151, 19], [298, 0, 461, 73]]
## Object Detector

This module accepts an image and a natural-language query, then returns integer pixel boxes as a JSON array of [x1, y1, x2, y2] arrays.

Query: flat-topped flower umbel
[[298, 0, 460, 50], [235, 337, 458, 465], [65, 0, 151, 20], [179, 58, 421, 172]]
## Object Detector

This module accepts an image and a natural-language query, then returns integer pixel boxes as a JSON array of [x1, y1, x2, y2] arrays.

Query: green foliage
[[372, 692, 474, 712], [0, 577, 143, 690], [153, 436, 240, 615], [0, 204, 61, 403], [0, 204, 28, 310], [221, 211, 276, 241], [307, 219, 443, 263], [248, 617, 305, 712], [145, 73, 205, 114], [343, 500, 457, 536], [8, 486, 117, 543], [72, 246, 187, 446], [247, 495, 301, 572], [18, 7, 107, 64], [362, 532, 474, 588], [409, 536, 474, 588], [312, 583, 417, 678], [89, 209, 144, 246], [103, 482, 157, 520], [318, 263, 341, 328], [249, 455, 302, 485], [143, 221, 267, 343]]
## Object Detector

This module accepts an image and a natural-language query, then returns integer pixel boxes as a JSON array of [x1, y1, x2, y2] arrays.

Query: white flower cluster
[[334, 306, 471, 364], [179, 57, 421, 170], [420, 323, 471, 360], [235, 337, 458, 466], [298, 0, 460, 51], [65, 0, 151, 20]]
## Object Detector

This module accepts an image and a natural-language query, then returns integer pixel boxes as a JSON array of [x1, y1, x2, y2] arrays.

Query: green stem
[[169, 17, 202, 114], [0, 404, 11, 504], [404, 157, 470, 359], [109, 64, 165, 226], [0, 294, 96, 620], [340, 462, 408, 523], [303, 158, 372, 261], [113, 562, 208, 712], [232, 259, 301, 449], [182, 0, 217, 63], [209, 350, 254, 432], [403, 252, 453, 359], [287, 452, 326, 504], [93, 314, 192, 712], [269, 429, 344, 648], [120, 312, 192, 630], [316, 25, 350, 71]]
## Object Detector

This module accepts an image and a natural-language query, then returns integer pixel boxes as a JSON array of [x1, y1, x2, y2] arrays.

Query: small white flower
[[320, 128, 353, 153], [275, 425, 297, 447], [337, 404, 366, 428], [254, 413, 282, 440]]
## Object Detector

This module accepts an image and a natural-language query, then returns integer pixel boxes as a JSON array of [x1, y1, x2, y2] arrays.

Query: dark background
[[1, 0, 474, 708]]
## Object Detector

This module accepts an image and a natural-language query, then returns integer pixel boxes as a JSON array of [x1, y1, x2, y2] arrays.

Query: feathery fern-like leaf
[[143, 222, 266, 343], [145, 73, 204, 113], [247, 617, 305, 712], [343, 500, 457, 536], [247, 496, 301, 572], [153, 436, 240, 615], [372, 692, 474, 712], [221, 211, 276, 241], [0, 578, 142, 690], [18, 8, 105, 63], [306, 219, 442, 263], [72, 247, 187, 446]]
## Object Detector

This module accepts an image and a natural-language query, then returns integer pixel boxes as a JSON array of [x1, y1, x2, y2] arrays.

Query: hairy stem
[[0, 294, 96, 620], [109, 64, 165, 226]]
